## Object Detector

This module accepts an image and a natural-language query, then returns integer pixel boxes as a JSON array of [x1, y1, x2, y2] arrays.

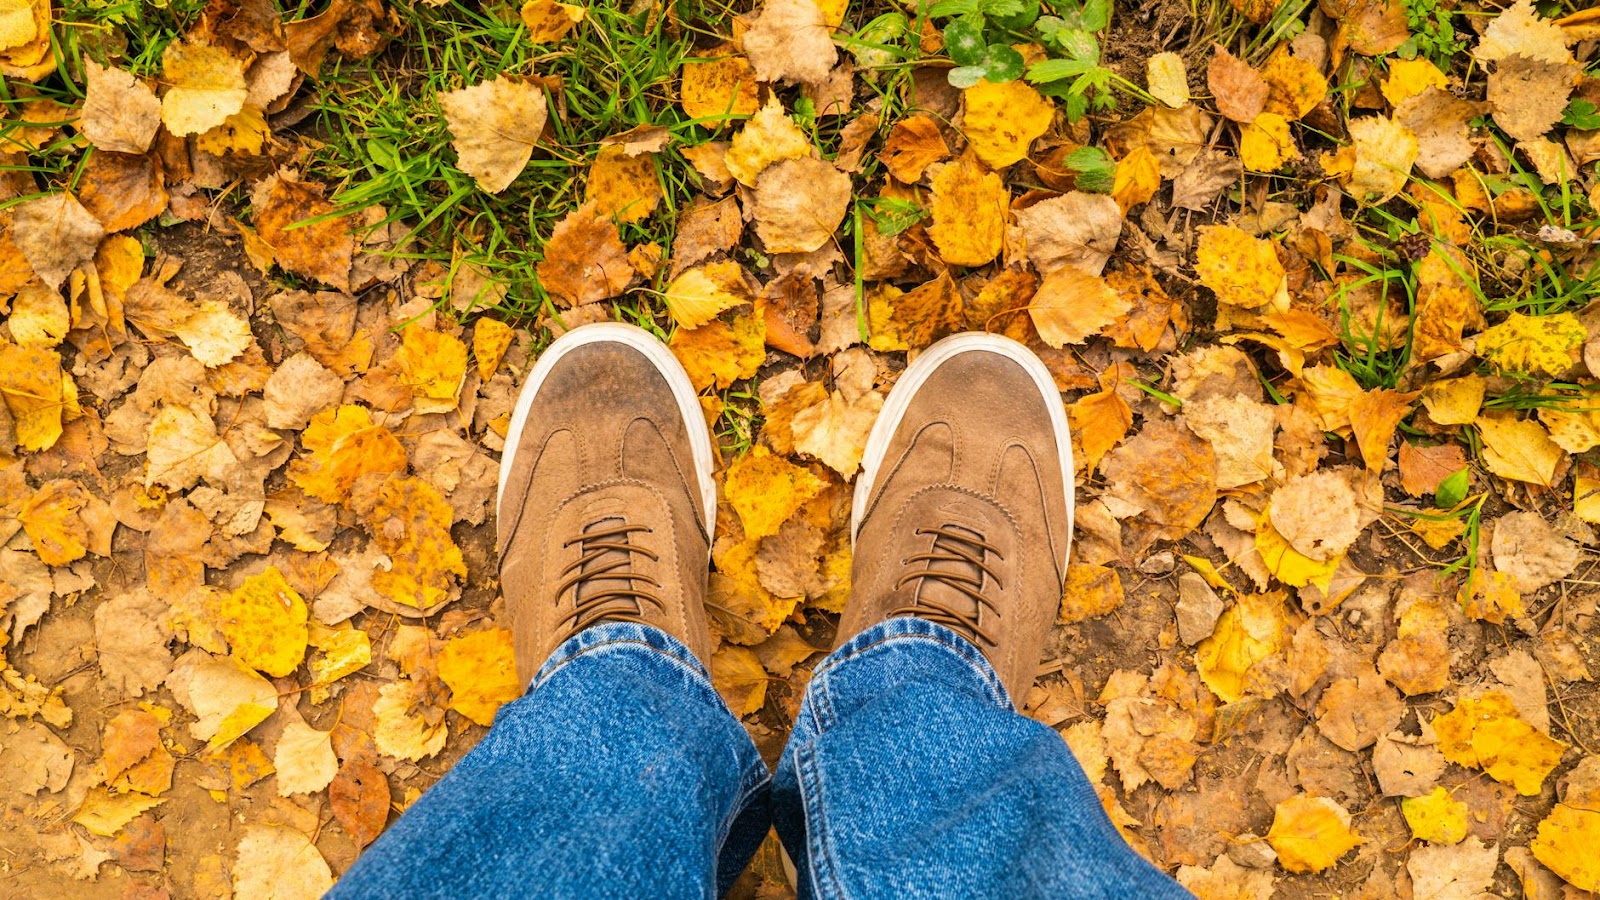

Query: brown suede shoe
[[841, 333, 1074, 699], [496, 323, 717, 686]]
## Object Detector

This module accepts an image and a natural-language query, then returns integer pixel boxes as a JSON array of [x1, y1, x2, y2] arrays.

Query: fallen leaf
[[1533, 802, 1600, 891], [473, 318, 514, 380], [307, 625, 371, 703], [167, 651, 279, 750], [711, 644, 767, 715], [160, 41, 247, 136], [1181, 393, 1276, 489], [1146, 52, 1189, 107], [743, 0, 835, 85], [1348, 388, 1416, 473], [1421, 374, 1485, 426], [724, 446, 826, 539], [1058, 563, 1124, 623], [1111, 145, 1161, 214], [1195, 591, 1294, 702], [274, 721, 337, 796], [1486, 55, 1577, 144], [962, 79, 1055, 168], [288, 405, 409, 504], [680, 51, 761, 121], [1402, 786, 1470, 844], [1473, 0, 1573, 65], [536, 202, 633, 306], [1070, 380, 1132, 473], [1407, 837, 1500, 900], [670, 309, 765, 390], [752, 157, 851, 253], [881, 114, 948, 182], [94, 589, 176, 698], [330, 757, 389, 848], [1029, 266, 1130, 347], [1014, 190, 1122, 277], [1101, 418, 1219, 546], [438, 628, 520, 726], [1474, 413, 1564, 487], [172, 299, 254, 367], [1196, 225, 1286, 309], [664, 260, 753, 329], [1433, 691, 1565, 795], [1379, 594, 1451, 695], [373, 677, 448, 761], [1339, 115, 1419, 203], [584, 144, 663, 224], [1396, 88, 1482, 180], [73, 788, 166, 838], [1315, 673, 1404, 751], [1383, 57, 1448, 106], [232, 825, 334, 900], [365, 476, 467, 612], [256, 176, 355, 291], [0, 340, 69, 451], [520, 0, 584, 43], [12, 192, 105, 290], [1209, 45, 1269, 123], [1261, 49, 1327, 121], [725, 97, 810, 187], [1477, 311, 1585, 376], [1398, 441, 1466, 497], [18, 478, 88, 566], [78, 150, 168, 234], [1266, 794, 1363, 873], [927, 153, 1007, 267], [439, 75, 548, 193], [395, 325, 468, 414], [1491, 511, 1579, 593]]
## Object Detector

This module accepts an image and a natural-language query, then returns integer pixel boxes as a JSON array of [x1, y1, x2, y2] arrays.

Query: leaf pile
[[2, 0, 1600, 895]]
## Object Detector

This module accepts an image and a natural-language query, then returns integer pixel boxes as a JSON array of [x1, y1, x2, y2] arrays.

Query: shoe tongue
[[912, 523, 988, 613]]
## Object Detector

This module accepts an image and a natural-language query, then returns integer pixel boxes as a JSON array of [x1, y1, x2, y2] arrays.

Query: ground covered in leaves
[[3, 0, 1600, 896]]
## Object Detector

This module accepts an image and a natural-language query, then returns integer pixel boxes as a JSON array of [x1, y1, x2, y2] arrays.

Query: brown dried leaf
[[536, 202, 632, 306]]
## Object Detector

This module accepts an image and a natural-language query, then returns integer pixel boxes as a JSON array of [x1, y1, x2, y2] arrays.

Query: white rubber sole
[[495, 322, 718, 542], [849, 333, 1075, 571]]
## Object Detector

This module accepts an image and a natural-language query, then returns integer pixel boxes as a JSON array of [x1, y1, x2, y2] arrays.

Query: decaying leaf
[[439, 75, 548, 193]]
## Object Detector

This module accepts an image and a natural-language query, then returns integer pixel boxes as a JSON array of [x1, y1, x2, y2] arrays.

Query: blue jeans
[[330, 618, 1187, 899]]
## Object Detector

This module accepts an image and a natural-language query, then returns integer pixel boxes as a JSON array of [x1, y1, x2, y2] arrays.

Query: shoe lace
[[554, 518, 667, 634], [889, 525, 1004, 646]]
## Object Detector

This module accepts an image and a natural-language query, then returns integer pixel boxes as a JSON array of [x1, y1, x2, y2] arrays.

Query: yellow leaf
[[1474, 412, 1565, 487], [1146, 52, 1189, 107], [160, 41, 247, 136], [584, 144, 662, 224], [1058, 563, 1124, 623], [439, 629, 521, 727], [213, 567, 309, 678], [1342, 115, 1419, 203], [1402, 786, 1470, 844], [680, 52, 761, 122], [473, 318, 514, 380], [961, 79, 1054, 168], [927, 153, 1008, 268], [0, 0, 40, 51], [194, 104, 269, 156], [1421, 374, 1485, 425], [439, 75, 548, 194], [288, 405, 410, 504], [1261, 49, 1327, 121], [670, 307, 765, 391], [664, 260, 752, 329], [1477, 311, 1586, 376], [1383, 57, 1448, 106], [17, 478, 88, 566], [1432, 691, 1565, 795], [172, 298, 253, 367], [170, 653, 279, 751], [72, 787, 165, 838], [1240, 112, 1296, 171], [1459, 568, 1525, 624], [209, 738, 275, 791], [1266, 794, 1364, 873], [1111, 146, 1160, 214], [366, 476, 467, 611], [724, 96, 810, 187], [1576, 462, 1600, 524], [1069, 386, 1132, 472], [865, 284, 910, 352], [307, 625, 372, 705], [0, 339, 69, 451], [1195, 225, 1286, 309], [395, 326, 469, 414], [711, 644, 767, 716], [7, 281, 68, 346], [1255, 513, 1341, 591], [273, 721, 337, 796], [1030, 266, 1131, 347], [1182, 555, 1237, 595], [1533, 803, 1600, 892], [1348, 387, 1417, 473], [724, 446, 826, 540], [373, 678, 448, 762], [520, 0, 585, 42], [1195, 591, 1294, 703]]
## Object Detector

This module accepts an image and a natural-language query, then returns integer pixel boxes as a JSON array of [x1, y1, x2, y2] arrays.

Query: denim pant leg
[[330, 623, 770, 900], [772, 618, 1188, 900]]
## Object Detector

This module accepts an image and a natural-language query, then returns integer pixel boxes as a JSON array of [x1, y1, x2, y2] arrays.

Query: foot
[[496, 323, 717, 686], [841, 333, 1074, 699]]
